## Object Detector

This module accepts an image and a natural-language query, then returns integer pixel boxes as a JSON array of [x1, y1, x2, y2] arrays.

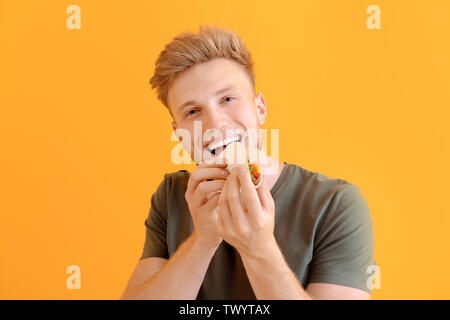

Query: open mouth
[[206, 135, 242, 157]]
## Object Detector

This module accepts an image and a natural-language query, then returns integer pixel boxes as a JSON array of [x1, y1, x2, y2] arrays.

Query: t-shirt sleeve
[[308, 183, 376, 294], [139, 174, 170, 260]]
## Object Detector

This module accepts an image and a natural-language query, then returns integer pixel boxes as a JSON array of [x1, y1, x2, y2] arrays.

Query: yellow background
[[1, 0, 449, 299]]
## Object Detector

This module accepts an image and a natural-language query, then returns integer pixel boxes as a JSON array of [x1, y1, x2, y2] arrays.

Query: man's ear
[[171, 121, 182, 142], [172, 121, 183, 142], [255, 92, 267, 126]]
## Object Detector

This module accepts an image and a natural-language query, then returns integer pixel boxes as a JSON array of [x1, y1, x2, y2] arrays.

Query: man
[[121, 25, 376, 300]]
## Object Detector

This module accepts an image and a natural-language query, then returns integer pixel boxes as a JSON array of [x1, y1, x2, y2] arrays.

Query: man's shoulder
[[156, 169, 190, 193], [162, 169, 191, 181], [285, 163, 370, 231], [282, 163, 366, 218], [285, 162, 357, 196]]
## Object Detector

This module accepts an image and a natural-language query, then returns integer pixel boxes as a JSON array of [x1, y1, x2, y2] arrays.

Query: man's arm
[[306, 283, 370, 300], [122, 164, 229, 299], [218, 167, 374, 300], [120, 232, 218, 300], [240, 238, 370, 300], [217, 168, 312, 299], [240, 237, 312, 300]]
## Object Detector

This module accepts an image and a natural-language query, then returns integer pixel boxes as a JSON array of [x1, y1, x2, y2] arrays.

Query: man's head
[[150, 25, 267, 162]]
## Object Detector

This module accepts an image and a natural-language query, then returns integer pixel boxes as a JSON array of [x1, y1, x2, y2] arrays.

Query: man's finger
[[191, 179, 226, 207], [203, 191, 221, 212], [218, 176, 233, 231], [238, 167, 263, 223], [197, 162, 227, 169], [186, 168, 229, 199], [227, 168, 249, 232]]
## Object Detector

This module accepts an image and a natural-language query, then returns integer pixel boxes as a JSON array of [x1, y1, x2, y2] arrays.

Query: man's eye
[[223, 96, 235, 103], [185, 109, 198, 117]]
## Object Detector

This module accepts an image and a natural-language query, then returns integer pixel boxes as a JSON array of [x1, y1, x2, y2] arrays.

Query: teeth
[[206, 135, 241, 154]]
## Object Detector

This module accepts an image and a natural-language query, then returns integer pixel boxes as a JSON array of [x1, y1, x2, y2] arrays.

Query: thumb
[[204, 192, 221, 211], [256, 177, 274, 211]]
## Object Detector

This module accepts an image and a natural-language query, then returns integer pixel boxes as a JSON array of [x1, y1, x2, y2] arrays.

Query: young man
[[121, 25, 376, 300]]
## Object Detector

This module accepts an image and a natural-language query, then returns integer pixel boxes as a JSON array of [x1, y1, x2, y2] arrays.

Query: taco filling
[[248, 161, 261, 186], [212, 140, 263, 188]]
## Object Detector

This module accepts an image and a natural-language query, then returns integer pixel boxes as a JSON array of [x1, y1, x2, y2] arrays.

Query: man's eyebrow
[[214, 85, 237, 96], [176, 86, 237, 113]]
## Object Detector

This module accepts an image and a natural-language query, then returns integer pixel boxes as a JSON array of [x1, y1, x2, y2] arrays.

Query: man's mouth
[[205, 135, 242, 157]]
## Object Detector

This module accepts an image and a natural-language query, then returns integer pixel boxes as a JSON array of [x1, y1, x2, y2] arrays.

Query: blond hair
[[149, 25, 255, 114]]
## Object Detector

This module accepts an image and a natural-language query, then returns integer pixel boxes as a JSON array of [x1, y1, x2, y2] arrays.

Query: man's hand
[[185, 162, 230, 249], [216, 166, 277, 259]]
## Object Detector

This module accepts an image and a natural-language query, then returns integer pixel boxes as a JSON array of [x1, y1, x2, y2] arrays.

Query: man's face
[[168, 58, 267, 163]]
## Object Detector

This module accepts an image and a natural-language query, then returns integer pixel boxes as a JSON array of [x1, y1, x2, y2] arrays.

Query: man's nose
[[202, 107, 229, 130]]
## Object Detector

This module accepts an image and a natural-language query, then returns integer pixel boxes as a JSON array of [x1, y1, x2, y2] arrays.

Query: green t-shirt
[[140, 162, 376, 299]]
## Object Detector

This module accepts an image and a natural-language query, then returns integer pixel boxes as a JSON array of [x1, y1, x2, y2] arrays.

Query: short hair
[[149, 25, 255, 114]]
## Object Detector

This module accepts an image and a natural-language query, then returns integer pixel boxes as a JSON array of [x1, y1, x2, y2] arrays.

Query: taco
[[223, 141, 263, 188]]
